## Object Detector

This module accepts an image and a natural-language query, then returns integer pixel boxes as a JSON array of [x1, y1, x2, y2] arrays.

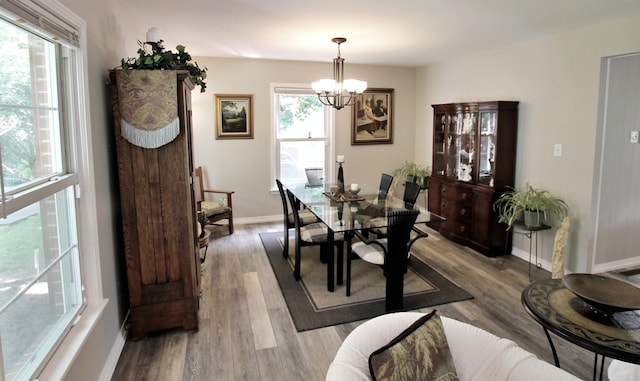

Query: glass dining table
[[284, 181, 445, 293]]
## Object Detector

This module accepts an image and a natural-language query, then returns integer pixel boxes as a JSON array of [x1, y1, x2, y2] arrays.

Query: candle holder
[[337, 161, 344, 193]]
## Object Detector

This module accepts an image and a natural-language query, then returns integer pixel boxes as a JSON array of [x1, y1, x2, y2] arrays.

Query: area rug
[[260, 232, 473, 331]]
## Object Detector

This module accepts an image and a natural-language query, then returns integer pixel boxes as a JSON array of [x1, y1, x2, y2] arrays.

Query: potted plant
[[197, 212, 209, 238], [493, 183, 569, 230], [391, 161, 432, 189], [386, 161, 431, 197], [119, 40, 208, 92]]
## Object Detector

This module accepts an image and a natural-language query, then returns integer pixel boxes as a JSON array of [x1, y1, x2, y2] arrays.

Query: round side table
[[522, 279, 640, 381]]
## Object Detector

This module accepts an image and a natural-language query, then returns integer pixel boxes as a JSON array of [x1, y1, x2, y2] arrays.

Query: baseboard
[[99, 311, 129, 381], [236, 214, 281, 225], [592, 256, 640, 273], [511, 247, 552, 272]]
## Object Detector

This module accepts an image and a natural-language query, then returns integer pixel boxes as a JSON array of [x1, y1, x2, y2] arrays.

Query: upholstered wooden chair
[[347, 209, 419, 305], [286, 189, 345, 283], [194, 166, 234, 235], [275, 179, 319, 258]]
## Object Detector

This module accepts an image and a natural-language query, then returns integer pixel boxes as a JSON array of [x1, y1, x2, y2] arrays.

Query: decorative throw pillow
[[369, 311, 459, 381]]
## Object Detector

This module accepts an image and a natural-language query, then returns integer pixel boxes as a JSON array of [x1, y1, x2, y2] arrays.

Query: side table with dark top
[[522, 279, 640, 381]]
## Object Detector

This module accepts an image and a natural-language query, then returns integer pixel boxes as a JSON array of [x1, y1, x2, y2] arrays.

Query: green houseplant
[[389, 161, 431, 196], [120, 41, 208, 92], [391, 161, 432, 188], [493, 183, 569, 230]]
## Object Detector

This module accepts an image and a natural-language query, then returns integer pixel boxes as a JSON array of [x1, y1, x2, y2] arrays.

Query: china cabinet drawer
[[441, 219, 472, 238], [441, 184, 473, 204], [440, 200, 473, 222]]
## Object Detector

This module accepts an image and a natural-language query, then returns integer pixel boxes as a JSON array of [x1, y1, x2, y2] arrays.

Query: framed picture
[[215, 94, 253, 139], [351, 88, 393, 145]]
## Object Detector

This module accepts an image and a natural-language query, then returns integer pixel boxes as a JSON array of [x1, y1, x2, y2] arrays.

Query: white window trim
[[269, 82, 336, 192], [0, 0, 106, 379]]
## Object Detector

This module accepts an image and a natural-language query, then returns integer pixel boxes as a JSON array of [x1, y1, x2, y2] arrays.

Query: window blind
[[0, 0, 79, 47]]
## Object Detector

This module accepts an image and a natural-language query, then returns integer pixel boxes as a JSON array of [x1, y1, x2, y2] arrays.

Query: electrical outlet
[[631, 131, 639, 144], [553, 144, 562, 157]]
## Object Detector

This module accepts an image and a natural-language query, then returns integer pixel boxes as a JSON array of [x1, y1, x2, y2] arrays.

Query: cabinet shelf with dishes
[[428, 101, 519, 256]]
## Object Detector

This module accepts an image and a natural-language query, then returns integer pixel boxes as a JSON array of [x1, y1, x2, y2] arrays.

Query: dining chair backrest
[[285, 188, 302, 229], [386, 209, 420, 257], [403, 181, 422, 208], [378, 173, 394, 199], [275, 179, 290, 222]]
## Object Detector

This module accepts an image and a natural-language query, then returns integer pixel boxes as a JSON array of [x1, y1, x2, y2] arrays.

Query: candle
[[146, 27, 159, 43], [336, 155, 345, 163], [351, 183, 358, 191]]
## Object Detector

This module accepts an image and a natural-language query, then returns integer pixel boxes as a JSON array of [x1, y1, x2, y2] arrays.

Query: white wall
[[415, 11, 640, 273], [56, 0, 139, 379], [189, 57, 418, 221]]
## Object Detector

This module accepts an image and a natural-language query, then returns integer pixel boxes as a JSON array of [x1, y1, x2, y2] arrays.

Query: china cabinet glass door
[[478, 111, 496, 186], [446, 111, 476, 182], [433, 112, 446, 175]]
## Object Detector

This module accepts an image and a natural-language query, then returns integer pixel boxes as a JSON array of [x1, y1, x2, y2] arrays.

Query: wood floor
[[111, 222, 613, 381]]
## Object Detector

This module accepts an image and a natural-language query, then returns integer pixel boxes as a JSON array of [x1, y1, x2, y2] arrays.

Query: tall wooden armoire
[[109, 69, 199, 339]]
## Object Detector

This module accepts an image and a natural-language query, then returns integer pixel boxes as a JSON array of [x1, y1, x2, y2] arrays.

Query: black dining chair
[[366, 180, 429, 264], [369, 181, 423, 237], [285, 189, 345, 285], [378, 173, 394, 199], [275, 179, 319, 258], [346, 209, 419, 311]]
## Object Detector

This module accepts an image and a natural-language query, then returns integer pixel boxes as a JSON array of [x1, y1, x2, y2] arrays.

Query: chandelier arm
[[317, 93, 334, 107], [342, 93, 357, 107]]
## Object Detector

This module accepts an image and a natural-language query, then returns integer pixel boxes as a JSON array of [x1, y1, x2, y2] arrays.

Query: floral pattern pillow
[[369, 311, 459, 381]]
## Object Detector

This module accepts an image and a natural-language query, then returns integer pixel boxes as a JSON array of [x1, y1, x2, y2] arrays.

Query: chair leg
[[320, 248, 328, 263], [293, 237, 302, 281], [283, 227, 289, 258]]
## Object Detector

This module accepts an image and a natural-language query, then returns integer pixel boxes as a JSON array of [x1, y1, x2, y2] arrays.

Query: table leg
[[327, 229, 335, 292], [336, 233, 347, 286], [593, 353, 606, 381], [527, 231, 533, 281], [543, 327, 561, 368]]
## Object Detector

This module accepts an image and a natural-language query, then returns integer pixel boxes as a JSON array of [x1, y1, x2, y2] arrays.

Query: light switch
[[553, 144, 562, 157], [631, 131, 639, 144]]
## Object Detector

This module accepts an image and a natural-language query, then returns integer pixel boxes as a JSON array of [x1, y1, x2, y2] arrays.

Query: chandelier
[[311, 37, 367, 110]]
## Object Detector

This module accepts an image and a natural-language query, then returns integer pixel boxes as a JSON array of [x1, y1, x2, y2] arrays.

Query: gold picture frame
[[351, 88, 393, 145], [215, 94, 253, 139]]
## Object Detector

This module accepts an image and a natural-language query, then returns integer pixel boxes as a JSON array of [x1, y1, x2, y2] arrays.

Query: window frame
[[0, 1, 105, 380], [270, 83, 336, 191]]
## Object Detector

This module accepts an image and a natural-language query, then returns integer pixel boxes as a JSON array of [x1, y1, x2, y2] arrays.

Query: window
[[272, 84, 334, 187], [0, 1, 96, 379]]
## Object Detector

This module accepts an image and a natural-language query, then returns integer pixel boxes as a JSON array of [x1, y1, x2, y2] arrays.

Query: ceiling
[[121, 0, 640, 67]]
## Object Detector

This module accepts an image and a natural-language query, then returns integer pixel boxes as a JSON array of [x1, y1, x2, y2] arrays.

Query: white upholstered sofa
[[326, 312, 581, 381]]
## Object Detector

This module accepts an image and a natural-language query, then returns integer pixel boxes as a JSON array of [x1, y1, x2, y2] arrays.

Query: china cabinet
[[428, 101, 518, 256], [110, 70, 200, 339]]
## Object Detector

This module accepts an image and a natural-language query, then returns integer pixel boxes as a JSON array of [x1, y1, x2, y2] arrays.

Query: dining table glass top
[[284, 181, 443, 233]]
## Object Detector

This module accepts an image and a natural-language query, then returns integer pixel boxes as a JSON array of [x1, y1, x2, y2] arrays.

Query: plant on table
[[390, 161, 432, 195], [493, 183, 569, 230]]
